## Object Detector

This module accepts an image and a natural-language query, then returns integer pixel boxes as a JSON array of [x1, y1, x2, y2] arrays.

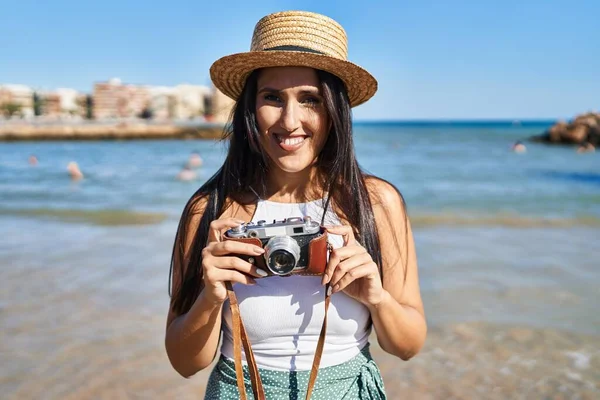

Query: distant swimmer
[[187, 151, 203, 168], [511, 141, 527, 153], [29, 155, 38, 165], [67, 161, 84, 180], [576, 142, 595, 154], [177, 165, 196, 181]]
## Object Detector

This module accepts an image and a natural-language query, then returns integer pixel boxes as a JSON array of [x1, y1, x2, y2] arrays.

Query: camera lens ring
[[264, 236, 300, 275]]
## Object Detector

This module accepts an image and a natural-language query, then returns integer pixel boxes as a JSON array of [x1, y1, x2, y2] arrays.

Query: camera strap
[[225, 281, 331, 400]]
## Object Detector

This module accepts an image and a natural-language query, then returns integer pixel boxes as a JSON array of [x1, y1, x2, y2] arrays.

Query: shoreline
[[0, 122, 225, 141]]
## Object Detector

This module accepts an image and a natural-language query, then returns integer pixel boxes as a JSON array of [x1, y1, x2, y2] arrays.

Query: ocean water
[[1, 121, 599, 398]]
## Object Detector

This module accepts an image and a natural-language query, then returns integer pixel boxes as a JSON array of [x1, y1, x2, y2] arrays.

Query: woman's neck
[[264, 167, 324, 203]]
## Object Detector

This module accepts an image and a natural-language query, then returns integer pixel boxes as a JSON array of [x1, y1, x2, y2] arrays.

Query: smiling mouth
[[274, 134, 308, 146]]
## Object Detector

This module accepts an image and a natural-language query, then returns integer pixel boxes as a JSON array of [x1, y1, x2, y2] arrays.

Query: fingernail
[[254, 247, 265, 254], [326, 286, 332, 296], [333, 284, 340, 293], [321, 274, 329, 285], [256, 268, 268, 277]]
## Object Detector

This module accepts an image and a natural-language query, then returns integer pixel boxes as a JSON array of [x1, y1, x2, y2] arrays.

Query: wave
[[0, 208, 169, 226], [410, 212, 600, 228]]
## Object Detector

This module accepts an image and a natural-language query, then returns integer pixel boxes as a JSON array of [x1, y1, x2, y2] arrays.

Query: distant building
[[147, 86, 175, 120], [93, 78, 150, 119], [210, 87, 235, 123], [1, 79, 234, 122], [42, 93, 62, 117], [0, 84, 34, 118], [55, 88, 79, 115], [147, 84, 212, 120], [172, 84, 212, 119]]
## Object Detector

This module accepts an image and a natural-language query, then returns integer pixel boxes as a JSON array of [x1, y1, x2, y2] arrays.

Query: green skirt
[[204, 344, 386, 399]]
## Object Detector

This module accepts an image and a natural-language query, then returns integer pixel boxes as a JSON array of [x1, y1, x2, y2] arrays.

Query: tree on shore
[[85, 95, 93, 119], [203, 95, 213, 119], [0, 102, 23, 118], [33, 92, 45, 116], [139, 106, 154, 119], [76, 95, 94, 119]]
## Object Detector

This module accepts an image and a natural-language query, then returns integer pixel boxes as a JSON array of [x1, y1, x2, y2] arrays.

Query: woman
[[166, 11, 426, 399]]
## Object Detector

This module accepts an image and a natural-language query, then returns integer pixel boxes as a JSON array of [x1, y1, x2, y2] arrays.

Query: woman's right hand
[[201, 217, 267, 304]]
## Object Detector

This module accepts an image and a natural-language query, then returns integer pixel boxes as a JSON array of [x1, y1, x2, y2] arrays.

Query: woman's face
[[255, 67, 330, 175]]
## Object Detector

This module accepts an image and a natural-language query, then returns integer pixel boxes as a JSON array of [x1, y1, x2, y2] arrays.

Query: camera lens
[[268, 250, 296, 275], [264, 236, 300, 275]]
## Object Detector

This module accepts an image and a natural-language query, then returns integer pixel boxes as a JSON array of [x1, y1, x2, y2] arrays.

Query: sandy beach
[[3, 304, 598, 400]]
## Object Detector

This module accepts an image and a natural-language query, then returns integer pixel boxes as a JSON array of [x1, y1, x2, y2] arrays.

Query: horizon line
[[353, 118, 559, 123]]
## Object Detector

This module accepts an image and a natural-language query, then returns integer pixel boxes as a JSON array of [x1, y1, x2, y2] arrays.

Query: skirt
[[204, 344, 386, 399]]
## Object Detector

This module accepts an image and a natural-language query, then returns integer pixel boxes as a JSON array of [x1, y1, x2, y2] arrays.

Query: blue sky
[[1, 0, 598, 120]]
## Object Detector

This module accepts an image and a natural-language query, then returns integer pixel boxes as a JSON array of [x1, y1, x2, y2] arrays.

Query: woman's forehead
[[256, 67, 320, 91]]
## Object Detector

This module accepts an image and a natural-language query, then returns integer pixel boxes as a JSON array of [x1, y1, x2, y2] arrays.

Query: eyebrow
[[257, 86, 321, 95]]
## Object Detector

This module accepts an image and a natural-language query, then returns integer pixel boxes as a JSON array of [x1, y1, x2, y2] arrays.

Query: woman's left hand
[[321, 225, 385, 307]]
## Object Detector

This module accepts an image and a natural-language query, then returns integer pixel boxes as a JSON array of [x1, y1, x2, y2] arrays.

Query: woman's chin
[[271, 159, 315, 174]]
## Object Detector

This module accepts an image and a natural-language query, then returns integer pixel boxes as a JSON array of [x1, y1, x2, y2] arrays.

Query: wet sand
[[2, 300, 598, 399]]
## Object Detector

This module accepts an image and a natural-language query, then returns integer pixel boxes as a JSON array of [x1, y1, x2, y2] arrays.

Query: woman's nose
[[279, 101, 301, 132]]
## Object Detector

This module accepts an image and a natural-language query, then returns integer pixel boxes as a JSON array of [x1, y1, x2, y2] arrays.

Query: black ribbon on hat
[[264, 45, 326, 55]]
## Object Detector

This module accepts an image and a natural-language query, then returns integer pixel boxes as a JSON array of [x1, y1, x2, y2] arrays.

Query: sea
[[1, 121, 598, 399]]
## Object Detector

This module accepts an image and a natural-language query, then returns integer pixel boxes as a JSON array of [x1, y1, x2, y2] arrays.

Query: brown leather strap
[[239, 317, 265, 399], [227, 282, 331, 400], [225, 281, 250, 399], [305, 287, 330, 399]]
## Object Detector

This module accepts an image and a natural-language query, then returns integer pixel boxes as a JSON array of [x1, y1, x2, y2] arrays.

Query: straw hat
[[209, 11, 377, 108]]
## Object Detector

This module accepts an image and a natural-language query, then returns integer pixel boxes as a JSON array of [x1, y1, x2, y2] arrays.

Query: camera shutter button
[[232, 224, 245, 233]]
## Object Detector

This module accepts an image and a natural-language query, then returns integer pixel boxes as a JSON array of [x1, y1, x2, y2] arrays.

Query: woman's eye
[[264, 94, 281, 102], [302, 97, 321, 107]]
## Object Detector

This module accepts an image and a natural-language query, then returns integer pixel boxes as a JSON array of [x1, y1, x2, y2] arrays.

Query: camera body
[[224, 216, 329, 276]]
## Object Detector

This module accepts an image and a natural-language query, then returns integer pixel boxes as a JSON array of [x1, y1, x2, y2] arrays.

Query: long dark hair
[[169, 69, 406, 315]]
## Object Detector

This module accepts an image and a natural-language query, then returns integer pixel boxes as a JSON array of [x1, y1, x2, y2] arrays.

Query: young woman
[[165, 11, 426, 399]]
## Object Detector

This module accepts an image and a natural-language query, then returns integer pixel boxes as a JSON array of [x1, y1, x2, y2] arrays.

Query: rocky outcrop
[[530, 112, 600, 145]]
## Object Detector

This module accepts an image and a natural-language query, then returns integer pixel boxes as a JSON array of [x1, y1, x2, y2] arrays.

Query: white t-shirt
[[220, 198, 371, 371]]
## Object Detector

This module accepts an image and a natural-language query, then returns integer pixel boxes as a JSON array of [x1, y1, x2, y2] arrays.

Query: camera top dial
[[225, 216, 320, 239]]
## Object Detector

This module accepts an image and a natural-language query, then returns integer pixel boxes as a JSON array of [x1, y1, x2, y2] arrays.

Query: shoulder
[[180, 190, 256, 224], [182, 192, 210, 222], [364, 175, 406, 216]]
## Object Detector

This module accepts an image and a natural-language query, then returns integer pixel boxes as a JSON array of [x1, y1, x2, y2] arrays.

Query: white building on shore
[[0, 84, 34, 118]]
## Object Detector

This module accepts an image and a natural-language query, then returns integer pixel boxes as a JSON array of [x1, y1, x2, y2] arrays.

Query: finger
[[332, 263, 377, 293], [204, 264, 259, 285], [208, 255, 268, 277], [207, 217, 247, 243], [211, 240, 265, 257], [322, 245, 368, 285], [220, 270, 257, 286], [328, 252, 373, 289], [324, 224, 357, 246]]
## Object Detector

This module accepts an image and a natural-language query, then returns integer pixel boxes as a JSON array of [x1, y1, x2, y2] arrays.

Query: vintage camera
[[224, 216, 329, 276]]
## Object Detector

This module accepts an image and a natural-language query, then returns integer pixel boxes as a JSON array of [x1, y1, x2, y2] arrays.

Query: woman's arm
[[165, 200, 264, 377], [367, 178, 427, 360], [165, 291, 224, 377], [165, 199, 223, 377]]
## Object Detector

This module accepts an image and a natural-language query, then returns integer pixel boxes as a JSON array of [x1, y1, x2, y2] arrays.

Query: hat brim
[[210, 51, 377, 108]]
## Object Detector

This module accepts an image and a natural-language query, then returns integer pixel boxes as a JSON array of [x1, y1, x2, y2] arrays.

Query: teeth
[[277, 136, 305, 146]]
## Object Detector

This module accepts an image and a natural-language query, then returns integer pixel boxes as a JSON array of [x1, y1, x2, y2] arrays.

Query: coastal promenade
[[0, 121, 225, 141]]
